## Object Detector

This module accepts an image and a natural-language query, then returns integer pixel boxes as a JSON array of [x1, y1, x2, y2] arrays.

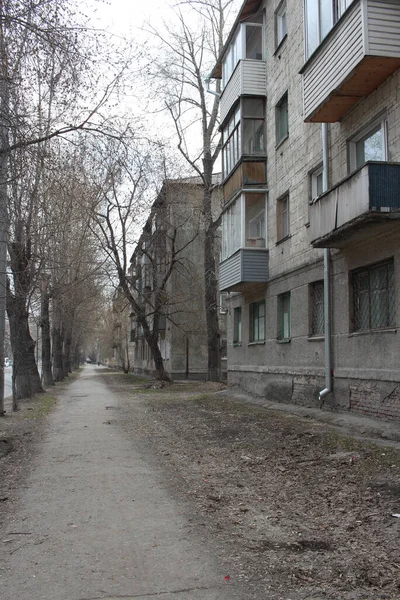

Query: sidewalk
[[0, 367, 243, 600]]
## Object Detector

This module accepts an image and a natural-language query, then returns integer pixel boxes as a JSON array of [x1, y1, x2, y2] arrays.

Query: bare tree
[[0, 0, 135, 412], [145, 0, 238, 380]]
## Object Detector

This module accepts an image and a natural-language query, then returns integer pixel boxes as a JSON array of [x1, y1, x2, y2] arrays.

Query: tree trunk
[[7, 287, 43, 402], [41, 290, 54, 387], [202, 160, 221, 382], [64, 327, 72, 376], [52, 302, 65, 382], [204, 227, 221, 381]]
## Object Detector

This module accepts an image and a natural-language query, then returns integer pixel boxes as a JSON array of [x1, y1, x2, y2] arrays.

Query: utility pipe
[[319, 123, 332, 401]]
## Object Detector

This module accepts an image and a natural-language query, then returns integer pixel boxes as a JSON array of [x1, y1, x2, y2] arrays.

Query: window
[[278, 292, 291, 340], [352, 260, 395, 332], [219, 293, 228, 314], [276, 92, 288, 145], [242, 98, 265, 156], [277, 193, 289, 241], [275, 0, 287, 47], [222, 98, 265, 178], [221, 198, 241, 260], [233, 307, 242, 344], [222, 16, 264, 87], [250, 300, 265, 342], [222, 106, 241, 176], [310, 164, 324, 201], [221, 193, 266, 260], [245, 193, 266, 247], [305, 0, 355, 57], [348, 117, 388, 172], [311, 281, 324, 336]]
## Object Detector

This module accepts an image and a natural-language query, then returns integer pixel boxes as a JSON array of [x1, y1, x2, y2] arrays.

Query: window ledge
[[348, 328, 397, 337], [276, 234, 291, 246], [275, 134, 289, 150], [277, 338, 291, 344], [233, 342, 242, 347], [273, 34, 287, 56], [307, 335, 324, 342], [248, 341, 265, 346]]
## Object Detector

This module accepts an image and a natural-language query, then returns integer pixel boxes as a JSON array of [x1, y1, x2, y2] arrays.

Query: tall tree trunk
[[41, 289, 54, 387], [64, 330, 72, 375], [203, 160, 221, 382], [7, 286, 43, 402], [204, 228, 221, 381], [0, 0, 9, 415], [52, 300, 64, 382]]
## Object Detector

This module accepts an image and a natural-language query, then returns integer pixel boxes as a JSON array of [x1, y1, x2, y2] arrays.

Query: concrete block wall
[[224, 0, 400, 422]]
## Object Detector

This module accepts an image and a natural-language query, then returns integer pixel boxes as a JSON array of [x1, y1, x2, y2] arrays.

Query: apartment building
[[129, 177, 226, 380], [213, 0, 400, 421]]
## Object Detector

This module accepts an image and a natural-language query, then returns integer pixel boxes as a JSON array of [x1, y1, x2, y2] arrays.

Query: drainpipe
[[319, 123, 332, 402]]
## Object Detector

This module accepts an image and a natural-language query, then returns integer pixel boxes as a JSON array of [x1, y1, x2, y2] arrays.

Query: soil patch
[[102, 372, 400, 600]]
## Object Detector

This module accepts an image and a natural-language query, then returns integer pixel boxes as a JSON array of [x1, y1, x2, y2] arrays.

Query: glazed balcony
[[220, 191, 268, 292], [310, 162, 400, 248], [301, 0, 400, 123], [220, 59, 267, 123]]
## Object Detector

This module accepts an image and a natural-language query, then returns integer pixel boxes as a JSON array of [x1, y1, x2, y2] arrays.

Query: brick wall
[[349, 382, 400, 422]]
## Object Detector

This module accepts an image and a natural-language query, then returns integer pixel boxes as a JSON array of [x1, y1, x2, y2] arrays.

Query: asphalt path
[[0, 365, 240, 600]]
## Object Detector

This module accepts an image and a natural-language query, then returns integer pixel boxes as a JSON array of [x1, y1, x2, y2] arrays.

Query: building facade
[[129, 177, 226, 380], [213, 0, 400, 421]]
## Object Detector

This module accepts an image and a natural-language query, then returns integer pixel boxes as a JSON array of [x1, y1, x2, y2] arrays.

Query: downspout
[[319, 123, 332, 402]]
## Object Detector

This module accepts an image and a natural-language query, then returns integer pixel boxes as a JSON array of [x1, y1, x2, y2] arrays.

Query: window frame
[[275, 0, 287, 49], [278, 292, 291, 341], [233, 307, 242, 344], [275, 92, 289, 146], [310, 163, 324, 202], [351, 259, 395, 333], [221, 192, 267, 261], [304, 0, 355, 58], [310, 280, 324, 337], [249, 300, 265, 343], [348, 115, 388, 173], [277, 192, 289, 242]]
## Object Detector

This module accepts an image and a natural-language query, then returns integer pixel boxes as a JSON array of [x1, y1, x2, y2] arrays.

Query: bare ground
[[0, 369, 399, 599], [100, 371, 400, 600]]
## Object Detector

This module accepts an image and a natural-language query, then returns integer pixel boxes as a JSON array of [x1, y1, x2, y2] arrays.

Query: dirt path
[[0, 366, 242, 600]]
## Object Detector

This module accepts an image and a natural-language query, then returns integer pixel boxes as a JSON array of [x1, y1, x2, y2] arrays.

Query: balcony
[[219, 248, 269, 292], [301, 0, 400, 123], [310, 162, 400, 248], [220, 59, 267, 123]]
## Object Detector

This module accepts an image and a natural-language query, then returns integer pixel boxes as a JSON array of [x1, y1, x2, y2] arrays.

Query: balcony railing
[[220, 59, 267, 124], [310, 162, 400, 248], [301, 0, 400, 123], [219, 248, 269, 292]]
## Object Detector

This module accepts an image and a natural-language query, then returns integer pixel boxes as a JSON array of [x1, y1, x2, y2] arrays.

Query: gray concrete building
[[129, 177, 226, 380], [213, 0, 400, 421]]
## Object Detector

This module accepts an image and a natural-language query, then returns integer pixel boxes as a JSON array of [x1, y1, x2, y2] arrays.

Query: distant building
[[212, 0, 400, 421], [128, 177, 226, 380]]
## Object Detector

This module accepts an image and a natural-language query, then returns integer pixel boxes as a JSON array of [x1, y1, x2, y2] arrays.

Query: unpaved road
[[0, 366, 242, 600]]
